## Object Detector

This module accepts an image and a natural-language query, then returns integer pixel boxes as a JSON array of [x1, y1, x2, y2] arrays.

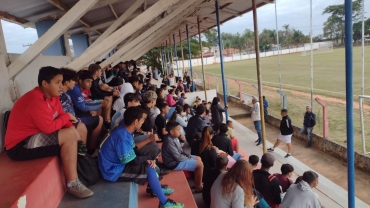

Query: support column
[[173, 34, 180, 79], [197, 16, 207, 101], [63, 32, 72, 57], [71, 33, 90, 57], [251, 0, 267, 153], [8, 0, 99, 79], [344, 0, 355, 207], [179, 30, 185, 72], [166, 40, 171, 75], [66, 0, 181, 70], [186, 24, 195, 92], [35, 20, 66, 56], [215, 0, 228, 120], [0, 20, 10, 66]]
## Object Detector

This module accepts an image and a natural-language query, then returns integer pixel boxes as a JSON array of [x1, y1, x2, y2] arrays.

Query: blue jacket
[[303, 112, 316, 128], [67, 85, 101, 112]]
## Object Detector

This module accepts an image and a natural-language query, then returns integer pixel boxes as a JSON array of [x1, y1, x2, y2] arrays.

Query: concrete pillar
[[35, 21, 66, 56], [71, 33, 90, 57]]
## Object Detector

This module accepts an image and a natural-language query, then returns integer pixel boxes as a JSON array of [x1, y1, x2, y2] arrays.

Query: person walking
[[300, 106, 316, 148], [267, 109, 294, 158], [210, 97, 228, 132], [251, 97, 262, 146]]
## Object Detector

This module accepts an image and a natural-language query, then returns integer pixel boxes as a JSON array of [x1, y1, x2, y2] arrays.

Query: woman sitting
[[210, 160, 258, 208]]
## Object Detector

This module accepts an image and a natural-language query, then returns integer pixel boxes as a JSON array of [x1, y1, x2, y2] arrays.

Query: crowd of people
[[4, 60, 322, 208]]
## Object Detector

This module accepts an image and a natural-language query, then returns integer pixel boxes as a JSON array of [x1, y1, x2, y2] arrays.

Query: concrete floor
[[235, 116, 370, 206], [188, 101, 370, 208]]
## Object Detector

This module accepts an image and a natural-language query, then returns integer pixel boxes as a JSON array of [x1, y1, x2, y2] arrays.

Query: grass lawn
[[192, 45, 370, 153]]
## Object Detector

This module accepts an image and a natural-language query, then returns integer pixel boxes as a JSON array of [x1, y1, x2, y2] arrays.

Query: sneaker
[[159, 199, 184, 208], [147, 187, 174, 197], [67, 179, 94, 198], [284, 154, 291, 158], [267, 148, 274, 152], [305, 145, 311, 148], [255, 139, 259, 143]]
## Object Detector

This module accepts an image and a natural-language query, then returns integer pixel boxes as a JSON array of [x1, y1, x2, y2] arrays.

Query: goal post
[[301, 41, 333, 56]]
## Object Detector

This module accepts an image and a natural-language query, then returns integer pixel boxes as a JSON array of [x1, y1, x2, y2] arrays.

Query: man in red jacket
[[5, 66, 93, 199]]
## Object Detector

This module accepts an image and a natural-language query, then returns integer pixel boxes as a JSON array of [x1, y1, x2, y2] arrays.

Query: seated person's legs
[[80, 115, 103, 150], [231, 138, 239, 153], [232, 153, 241, 161], [174, 155, 203, 190], [75, 122, 87, 144]]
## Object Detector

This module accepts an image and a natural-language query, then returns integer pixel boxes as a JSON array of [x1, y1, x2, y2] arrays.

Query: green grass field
[[193, 46, 370, 98], [193, 46, 370, 153]]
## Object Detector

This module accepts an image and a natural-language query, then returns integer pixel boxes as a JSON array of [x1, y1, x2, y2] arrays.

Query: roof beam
[[66, 0, 181, 70], [0, 11, 28, 25], [91, 0, 124, 11], [47, 0, 102, 35], [142, 0, 148, 11], [109, 4, 118, 19], [101, 0, 201, 68], [88, 0, 145, 49], [8, 0, 99, 80]]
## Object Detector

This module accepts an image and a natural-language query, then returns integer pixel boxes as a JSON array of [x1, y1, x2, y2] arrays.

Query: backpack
[[3, 111, 10, 136], [77, 141, 99, 186], [253, 188, 271, 208]]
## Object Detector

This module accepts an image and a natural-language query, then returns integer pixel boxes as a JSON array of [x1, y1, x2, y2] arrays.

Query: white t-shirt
[[113, 83, 134, 111], [251, 102, 261, 121], [169, 77, 175, 86]]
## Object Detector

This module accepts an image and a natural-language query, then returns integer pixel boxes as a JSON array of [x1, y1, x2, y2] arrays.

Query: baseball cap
[[143, 90, 158, 103], [261, 153, 275, 166]]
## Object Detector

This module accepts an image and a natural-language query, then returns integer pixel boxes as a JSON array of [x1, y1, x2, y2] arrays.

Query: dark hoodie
[[280, 115, 294, 135]]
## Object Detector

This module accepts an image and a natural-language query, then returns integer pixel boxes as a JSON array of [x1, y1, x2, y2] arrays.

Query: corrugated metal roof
[[0, 0, 273, 45]]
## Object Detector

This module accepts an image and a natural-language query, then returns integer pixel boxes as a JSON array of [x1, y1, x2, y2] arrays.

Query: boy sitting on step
[[161, 121, 204, 193], [98, 107, 184, 208]]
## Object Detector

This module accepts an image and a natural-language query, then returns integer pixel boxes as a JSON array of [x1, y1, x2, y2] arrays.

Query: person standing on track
[[300, 106, 316, 148], [267, 109, 294, 158], [251, 97, 263, 146]]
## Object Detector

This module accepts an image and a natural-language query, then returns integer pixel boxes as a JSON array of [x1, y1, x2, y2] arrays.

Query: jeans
[[232, 153, 241, 161], [300, 126, 313, 146], [254, 121, 262, 143], [133, 134, 150, 143], [164, 107, 176, 120]]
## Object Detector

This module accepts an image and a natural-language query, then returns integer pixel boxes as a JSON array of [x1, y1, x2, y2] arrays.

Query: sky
[[1, 0, 369, 54]]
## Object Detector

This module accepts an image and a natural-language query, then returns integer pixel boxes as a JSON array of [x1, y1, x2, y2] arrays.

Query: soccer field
[[193, 45, 370, 97], [192, 45, 370, 153]]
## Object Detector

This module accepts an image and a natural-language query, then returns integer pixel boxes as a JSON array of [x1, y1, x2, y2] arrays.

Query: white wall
[[8, 54, 72, 96], [184, 89, 217, 104], [0, 53, 15, 152]]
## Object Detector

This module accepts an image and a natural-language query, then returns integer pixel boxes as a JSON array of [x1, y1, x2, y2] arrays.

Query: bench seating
[[58, 180, 138, 208], [0, 153, 66, 208], [138, 170, 198, 208]]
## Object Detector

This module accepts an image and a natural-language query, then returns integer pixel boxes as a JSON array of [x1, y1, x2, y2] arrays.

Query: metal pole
[[197, 16, 207, 101], [173, 34, 180, 80], [166, 40, 170, 75], [163, 44, 168, 76], [215, 0, 229, 120], [252, 0, 267, 153], [345, 0, 355, 207], [275, 0, 282, 91], [186, 24, 195, 92], [160, 44, 164, 75], [169, 36, 174, 72], [310, 0, 314, 109], [361, 0, 365, 95], [179, 30, 185, 73]]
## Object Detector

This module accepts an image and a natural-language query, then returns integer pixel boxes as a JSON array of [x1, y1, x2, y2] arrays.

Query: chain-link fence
[[192, 71, 370, 153]]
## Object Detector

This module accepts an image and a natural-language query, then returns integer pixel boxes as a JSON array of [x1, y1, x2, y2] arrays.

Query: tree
[[313, 34, 324, 42], [353, 18, 370, 42], [322, 0, 363, 44], [202, 28, 218, 46], [259, 29, 275, 51]]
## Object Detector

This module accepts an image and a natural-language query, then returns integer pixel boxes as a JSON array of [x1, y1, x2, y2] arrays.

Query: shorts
[[174, 155, 197, 171], [231, 138, 238, 151], [118, 162, 148, 185], [7, 131, 60, 161], [80, 116, 100, 133], [277, 133, 292, 144]]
